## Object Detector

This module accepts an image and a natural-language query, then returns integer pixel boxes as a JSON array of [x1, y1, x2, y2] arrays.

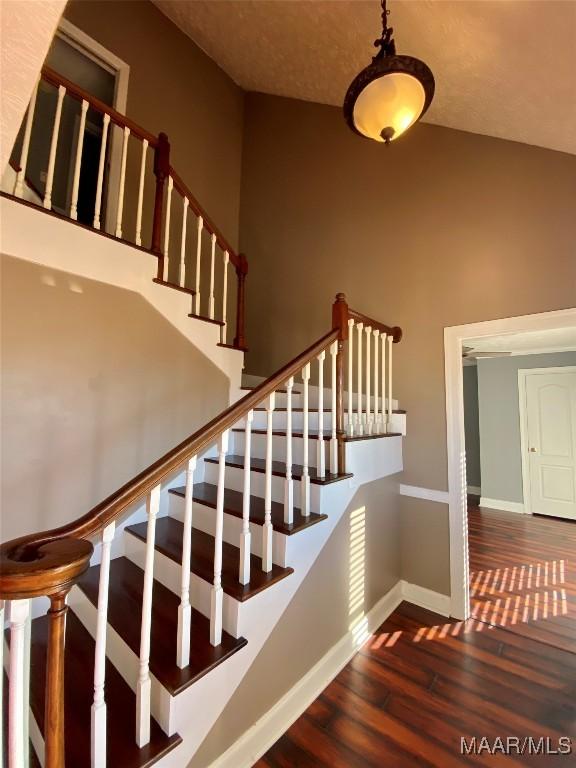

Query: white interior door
[[524, 369, 576, 520]]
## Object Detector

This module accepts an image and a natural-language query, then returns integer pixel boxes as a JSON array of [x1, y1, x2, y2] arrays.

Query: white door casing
[[519, 367, 576, 520]]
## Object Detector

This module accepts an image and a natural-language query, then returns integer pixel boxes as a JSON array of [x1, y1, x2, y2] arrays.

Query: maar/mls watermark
[[461, 736, 573, 756]]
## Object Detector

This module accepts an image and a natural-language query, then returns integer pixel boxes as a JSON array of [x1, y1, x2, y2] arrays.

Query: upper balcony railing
[[5, 65, 247, 349]]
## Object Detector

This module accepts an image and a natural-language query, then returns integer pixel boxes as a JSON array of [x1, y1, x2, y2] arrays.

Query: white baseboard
[[479, 496, 526, 514], [467, 485, 481, 495], [207, 579, 450, 768], [399, 484, 449, 505]]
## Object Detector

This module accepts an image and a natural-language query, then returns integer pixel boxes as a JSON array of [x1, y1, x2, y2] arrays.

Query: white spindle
[[136, 483, 160, 747], [239, 411, 254, 585], [162, 175, 174, 281], [43, 84, 66, 210], [301, 364, 311, 517], [221, 251, 229, 344], [69, 99, 88, 220], [211, 431, 229, 646], [91, 521, 115, 768], [347, 319, 354, 435], [284, 377, 294, 524], [365, 325, 372, 435], [381, 333, 387, 434], [179, 196, 189, 287], [373, 329, 380, 433], [14, 80, 39, 198], [93, 113, 110, 230], [0, 600, 3, 763], [330, 341, 338, 474], [194, 216, 203, 315], [209, 233, 216, 320], [8, 599, 30, 768], [114, 126, 130, 237], [317, 350, 326, 479], [388, 335, 394, 431], [263, 392, 276, 571], [177, 456, 197, 668], [135, 139, 148, 246], [22, 606, 31, 768], [356, 322, 364, 436]]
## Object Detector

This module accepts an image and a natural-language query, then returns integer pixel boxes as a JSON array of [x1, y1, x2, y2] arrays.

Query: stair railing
[[0, 293, 401, 767], [5, 65, 248, 350]]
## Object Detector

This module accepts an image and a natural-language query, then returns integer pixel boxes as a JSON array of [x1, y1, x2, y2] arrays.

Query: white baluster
[[135, 139, 148, 246], [284, 377, 294, 524], [356, 322, 364, 436], [43, 84, 66, 210], [365, 325, 372, 435], [177, 456, 197, 668], [211, 431, 229, 646], [8, 599, 30, 768], [179, 196, 189, 287], [317, 350, 326, 479], [209, 233, 216, 320], [136, 483, 160, 747], [114, 125, 130, 237], [373, 329, 381, 433], [263, 392, 275, 571], [14, 80, 39, 198], [22, 605, 31, 768], [0, 600, 3, 763], [194, 216, 203, 315], [221, 251, 229, 344], [381, 333, 387, 434], [239, 411, 253, 585], [330, 340, 338, 474], [301, 364, 311, 516], [69, 99, 88, 220], [93, 113, 110, 230], [388, 335, 394, 431], [91, 521, 115, 768], [347, 319, 354, 435], [162, 175, 173, 281]]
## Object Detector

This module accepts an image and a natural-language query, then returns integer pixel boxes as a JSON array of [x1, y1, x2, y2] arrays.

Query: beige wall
[[0, 254, 229, 541], [188, 474, 401, 767], [63, 0, 244, 250], [239, 92, 576, 593]]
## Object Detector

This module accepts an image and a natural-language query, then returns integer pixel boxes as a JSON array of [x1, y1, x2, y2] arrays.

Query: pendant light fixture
[[344, 0, 435, 144]]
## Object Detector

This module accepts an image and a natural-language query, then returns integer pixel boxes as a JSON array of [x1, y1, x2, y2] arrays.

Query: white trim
[[207, 579, 449, 768], [479, 497, 526, 514], [518, 366, 576, 517], [467, 485, 481, 495], [56, 19, 130, 233], [399, 484, 449, 505], [444, 307, 576, 620]]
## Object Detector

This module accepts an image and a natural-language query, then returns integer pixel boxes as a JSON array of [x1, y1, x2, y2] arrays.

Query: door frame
[[444, 307, 576, 620], [518, 365, 576, 516], [55, 19, 130, 231]]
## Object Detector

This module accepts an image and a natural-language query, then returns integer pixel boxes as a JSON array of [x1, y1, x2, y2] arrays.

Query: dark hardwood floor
[[257, 503, 576, 766]]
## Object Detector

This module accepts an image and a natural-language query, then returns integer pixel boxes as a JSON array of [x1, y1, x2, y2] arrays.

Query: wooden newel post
[[332, 293, 349, 475], [152, 132, 170, 277], [233, 253, 248, 350]]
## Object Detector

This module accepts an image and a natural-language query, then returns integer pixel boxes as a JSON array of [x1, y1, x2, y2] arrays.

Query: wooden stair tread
[[125, 517, 293, 601], [203, 455, 352, 486], [170, 482, 328, 535], [188, 312, 224, 327], [253, 407, 406, 414], [29, 611, 180, 768], [76, 557, 247, 696], [240, 386, 299, 394], [152, 278, 196, 296], [233, 427, 401, 440]]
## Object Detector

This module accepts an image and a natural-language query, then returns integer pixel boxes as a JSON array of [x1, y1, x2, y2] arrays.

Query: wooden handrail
[[348, 308, 402, 342], [41, 66, 158, 147], [169, 167, 244, 272]]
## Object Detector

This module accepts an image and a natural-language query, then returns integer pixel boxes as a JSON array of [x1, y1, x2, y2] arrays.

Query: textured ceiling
[[466, 328, 576, 356], [153, 0, 576, 154]]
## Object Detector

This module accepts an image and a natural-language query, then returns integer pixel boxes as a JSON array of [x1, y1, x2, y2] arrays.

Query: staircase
[[1, 64, 406, 768]]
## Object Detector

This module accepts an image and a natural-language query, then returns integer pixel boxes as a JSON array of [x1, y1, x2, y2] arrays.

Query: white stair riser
[[68, 585, 175, 736], [124, 530, 243, 638], [168, 494, 289, 567], [232, 431, 330, 469], [202, 461, 322, 510], [239, 410, 335, 432]]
